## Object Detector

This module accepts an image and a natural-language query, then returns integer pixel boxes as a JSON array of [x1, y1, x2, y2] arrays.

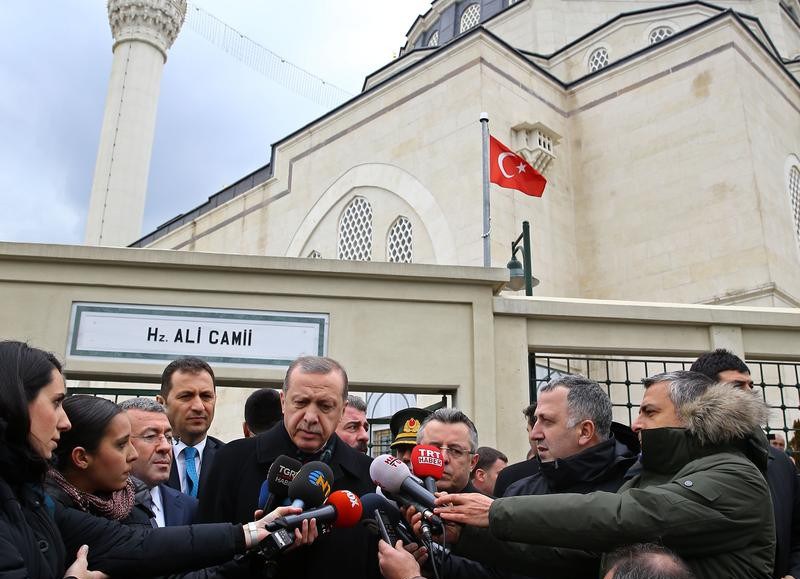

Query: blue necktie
[[184, 446, 199, 498]]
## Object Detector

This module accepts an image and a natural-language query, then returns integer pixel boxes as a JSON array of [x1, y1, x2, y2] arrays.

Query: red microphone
[[266, 490, 363, 532], [411, 444, 444, 494]]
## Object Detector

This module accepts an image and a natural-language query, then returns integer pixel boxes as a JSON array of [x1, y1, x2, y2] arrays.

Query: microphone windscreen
[[326, 490, 363, 528], [370, 454, 411, 493], [410, 445, 444, 480], [289, 461, 334, 507], [359, 493, 402, 523], [267, 455, 302, 499]]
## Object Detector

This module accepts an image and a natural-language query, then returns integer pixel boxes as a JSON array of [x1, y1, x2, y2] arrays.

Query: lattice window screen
[[307, 250, 321, 259], [649, 26, 674, 44], [588, 48, 609, 72], [460, 4, 480, 33], [337, 197, 373, 261], [387, 217, 413, 263], [428, 30, 439, 47], [790, 166, 800, 251]]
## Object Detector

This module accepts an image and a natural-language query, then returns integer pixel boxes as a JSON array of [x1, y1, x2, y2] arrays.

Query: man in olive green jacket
[[436, 371, 775, 579]]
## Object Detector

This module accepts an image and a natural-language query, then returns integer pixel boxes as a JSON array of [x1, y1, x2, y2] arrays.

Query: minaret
[[85, 0, 186, 246]]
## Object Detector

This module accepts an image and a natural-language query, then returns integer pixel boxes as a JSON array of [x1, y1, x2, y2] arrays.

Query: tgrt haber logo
[[308, 469, 332, 497]]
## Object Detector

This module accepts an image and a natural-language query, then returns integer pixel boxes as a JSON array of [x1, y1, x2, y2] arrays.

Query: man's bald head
[[604, 544, 694, 579]]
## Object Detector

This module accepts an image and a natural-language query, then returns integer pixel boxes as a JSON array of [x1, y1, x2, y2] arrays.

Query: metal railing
[[531, 353, 800, 457]]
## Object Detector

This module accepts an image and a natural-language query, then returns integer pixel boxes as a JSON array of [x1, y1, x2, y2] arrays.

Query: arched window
[[588, 47, 610, 73], [789, 164, 800, 250], [460, 3, 481, 33], [427, 30, 439, 47], [387, 217, 413, 263], [649, 26, 675, 45], [337, 196, 373, 261]]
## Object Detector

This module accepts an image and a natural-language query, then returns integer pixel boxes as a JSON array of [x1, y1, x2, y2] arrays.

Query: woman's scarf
[[47, 467, 135, 520]]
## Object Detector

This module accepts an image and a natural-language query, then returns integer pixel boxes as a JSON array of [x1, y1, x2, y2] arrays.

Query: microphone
[[360, 493, 451, 559], [266, 490, 363, 532], [287, 461, 334, 509], [369, 454, 443, 535], [360, 493, 418, 545], [410, 445, 444, 494], [260, 455, 302, 511]]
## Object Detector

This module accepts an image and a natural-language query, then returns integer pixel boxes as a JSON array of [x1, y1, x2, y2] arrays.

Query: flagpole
[[480, 112, 490, 267]]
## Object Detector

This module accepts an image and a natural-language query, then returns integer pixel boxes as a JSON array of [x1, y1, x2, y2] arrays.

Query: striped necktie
[[183, 446, 199, 498]]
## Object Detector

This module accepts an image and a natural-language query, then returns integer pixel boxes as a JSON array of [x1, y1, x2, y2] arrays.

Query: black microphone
[[260, 455, 302, 511], [287, 461, 334, 509], [360, 493, 451, 563], [369, 455, 443, 534]]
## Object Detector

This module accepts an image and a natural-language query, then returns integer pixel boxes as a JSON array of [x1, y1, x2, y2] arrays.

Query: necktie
[[184, 446, 199, 498], [141, 489, 158, 528]]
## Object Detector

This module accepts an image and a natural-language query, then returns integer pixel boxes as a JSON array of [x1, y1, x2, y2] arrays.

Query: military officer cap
[[390, 407, 431, 448]]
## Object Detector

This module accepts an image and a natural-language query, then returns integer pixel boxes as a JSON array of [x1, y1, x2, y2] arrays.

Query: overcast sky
[[0, 1, 432, 244]]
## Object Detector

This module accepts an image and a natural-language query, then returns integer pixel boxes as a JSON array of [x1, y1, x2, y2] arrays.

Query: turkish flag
[[489, 136, 546, 197]]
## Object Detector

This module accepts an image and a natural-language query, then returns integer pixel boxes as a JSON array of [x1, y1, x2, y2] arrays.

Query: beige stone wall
[[571, 19, 800, 305], [142, 13, 799, 309]]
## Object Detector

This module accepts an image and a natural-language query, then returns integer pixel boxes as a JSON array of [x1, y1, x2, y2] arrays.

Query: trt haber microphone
[[261, 455, 302, 511], [411, 445, 444, 494], [288, 461, 334, 509], [266, 490, 363, 532]]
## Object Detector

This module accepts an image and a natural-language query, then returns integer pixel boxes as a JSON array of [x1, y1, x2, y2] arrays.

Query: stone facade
[[138, 0, 800, 309]]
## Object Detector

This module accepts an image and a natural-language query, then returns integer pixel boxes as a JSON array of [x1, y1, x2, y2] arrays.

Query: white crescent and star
[[497, 152, 527, 178]]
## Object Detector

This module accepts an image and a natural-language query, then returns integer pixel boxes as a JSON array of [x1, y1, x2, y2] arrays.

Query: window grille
[[460, 3, 481, 33], [649, 26, 674, 44], [307, 250, 322, 259], [531, 354, 800, 455], [387, 217, 413, 263], [588, 47, 610, 73], [337, 197, 373, 261], [428, 30, 439, 47], [790, 165, 800, 251]]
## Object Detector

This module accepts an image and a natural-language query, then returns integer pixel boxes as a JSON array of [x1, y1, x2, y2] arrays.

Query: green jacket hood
[[641, 384, 770, 474]]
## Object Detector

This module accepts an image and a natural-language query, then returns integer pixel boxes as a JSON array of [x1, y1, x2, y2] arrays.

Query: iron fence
[[531, 353, 800, 456]]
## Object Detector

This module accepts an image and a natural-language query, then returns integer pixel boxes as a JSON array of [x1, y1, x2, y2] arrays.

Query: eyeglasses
[[436, 446, 473, 460], [132, 433, 174, 445]]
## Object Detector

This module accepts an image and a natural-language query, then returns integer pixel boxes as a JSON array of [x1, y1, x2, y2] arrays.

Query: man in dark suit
[[156, 357, 224, 500], [691, 349, 800, 579], [120, 397, 198, 526], [199, 356, 379, 578]]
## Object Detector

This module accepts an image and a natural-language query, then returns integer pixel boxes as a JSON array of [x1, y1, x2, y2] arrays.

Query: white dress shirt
[[173, 436, 207, 495]]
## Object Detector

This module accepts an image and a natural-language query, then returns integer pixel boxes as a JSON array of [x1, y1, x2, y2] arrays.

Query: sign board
[[67, 303, 328, 367]]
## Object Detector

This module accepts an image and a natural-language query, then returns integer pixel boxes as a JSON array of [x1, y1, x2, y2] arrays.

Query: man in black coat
[[428, 375, 639, 579], [199, 356, 379, 579], [691, 349, 800, 579]]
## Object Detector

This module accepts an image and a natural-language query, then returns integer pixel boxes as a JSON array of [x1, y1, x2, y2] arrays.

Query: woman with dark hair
[[47, 396, 142, 524], [0, 340, 102, 578], [0, 341, 316, 579]]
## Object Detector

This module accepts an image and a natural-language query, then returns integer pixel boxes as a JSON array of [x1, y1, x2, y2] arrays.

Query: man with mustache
[[157, 357, 224, 500], [336, 394, 369, 453], [121, 397, 198, 526], [198, 356, 379, 578]]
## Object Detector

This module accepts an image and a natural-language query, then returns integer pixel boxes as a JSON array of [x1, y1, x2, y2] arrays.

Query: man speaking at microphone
[[199, 356, 378, 578]]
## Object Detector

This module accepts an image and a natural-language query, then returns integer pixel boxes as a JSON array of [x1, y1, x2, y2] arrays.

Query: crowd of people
[[0, 341, 797, 579]]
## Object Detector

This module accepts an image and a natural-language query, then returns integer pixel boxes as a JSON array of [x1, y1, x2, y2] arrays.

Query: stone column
[[85, 0, 186, 246]]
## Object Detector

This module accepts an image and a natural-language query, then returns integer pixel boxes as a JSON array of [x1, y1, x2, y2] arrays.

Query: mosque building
[[56, 0, 800, 450]]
